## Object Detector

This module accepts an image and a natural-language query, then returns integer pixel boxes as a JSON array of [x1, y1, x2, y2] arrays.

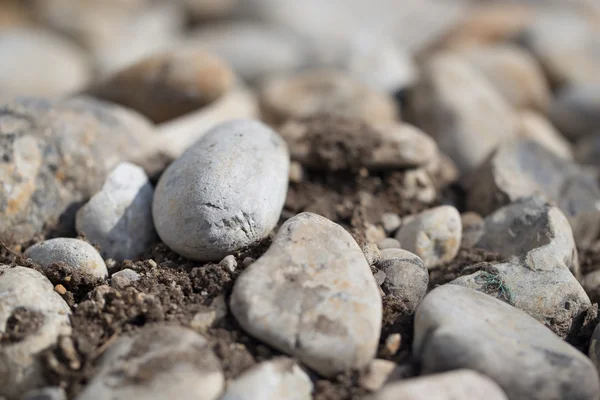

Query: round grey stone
[[377, 249, 428, 314], [550, 83, 600, 141], [153, 119, 289, 261]]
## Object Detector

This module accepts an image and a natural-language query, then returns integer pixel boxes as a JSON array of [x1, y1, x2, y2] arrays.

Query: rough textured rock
[[230, 213, 382, 377], [76, 162, 157, 261], [110, 268, 140, 290], [76, 325, 223, 400], [87, 49, 234, 123], [460, 44, 551, 111], [376, 249, 428, 314], [466, 138, 600, 248], [25, 238, 108, 281], [0, 266, 72, 399], [220, 357, 312, 400], [409, 53, 517, 173], [259, 70, 398, 127], [550, 83, 600, 141], [0, 96, 156, 244], [153, 119, 289, 261], [518, 110, 572, 160], [394, 206, 461, 269], [365, 370, 508, 400], [414, 285, 600, 400], [0, 28, 90, 97]]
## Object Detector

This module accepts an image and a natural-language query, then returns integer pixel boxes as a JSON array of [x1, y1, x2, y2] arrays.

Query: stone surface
[[394, 206, 461, 269], [0, 96, 156, 244], [365, 369, 508, 400], [590, 323, 600, 371], [583, 270, 600, 304], [25, 238, 108, 281], [550, 83, 600, 140], [219, 255, 237, 273], [110, 268, 140, 290], [88, 49, 234, 123], [460, 212, 484, 249], [76, 162, 156, 261], [22, 387, 67, 400], [466, 138, 600, 248], [362, 243, 382, 266], [414, 285, 600, 400], [359, 359, 397, 392], [381, 213, 401, 235], [0, 266, 71, 399], [76, 325, 223, 400], [220, 357, 313, 400], [409, 53, 517, 174], [260, 70, 398, 127], [377, 238, 401, 250], [230, 213, 382, 377], [459, 44, 551, 112], [576, 134, 600, 169], [518, 110, 572, 160], [153, 119, 289, 261], [0, 28, 90, 97], [377, 249, 428, 314]]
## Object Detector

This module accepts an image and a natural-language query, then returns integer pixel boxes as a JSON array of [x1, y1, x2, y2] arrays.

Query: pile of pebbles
[[2, 1, 600, 399]]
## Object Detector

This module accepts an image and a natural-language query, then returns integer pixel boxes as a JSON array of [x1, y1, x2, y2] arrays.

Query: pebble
[[0, 28, 90, 97], [153, 119, 289, 261], [362, 243, 382, 266], [220, 357, 313, 400], [409, 53, 517, 173], [377, 238, 401, 250], [190, 308, 217, 332], [466, 138, 600, 247], [380, 213, 401, 235], [550, 83, 600, 141], [396, 169, 437, 205], [76, 325, 223, 400], [22, 387, 67, 400], [25, 238, 108, 281], [518, 110, 573, 160], [110, 268, 140, 290], [414, 285, 600, 400], [382, 334, 401, 357], [0, 266, 71, 399], [459, 44, 551, 111], [460, 212, 484, 249], [230, 213, 382, 377], [219, 255, 237, 273], [259, 70, 398, 127], [394, 206, 461, 269], [365, 369, 508, 400], [87, 49, 234, 123], [359, 359, 397, 392], [583, 270, 600, 304], [0, 96, 156, 244], [76, 162, 157, 262], [376, 249, 428, 314], [289, 161, 305, 183]]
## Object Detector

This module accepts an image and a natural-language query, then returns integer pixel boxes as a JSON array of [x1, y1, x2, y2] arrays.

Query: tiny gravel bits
[[152, 119, 289, 261], [230, 212, 382, 377]]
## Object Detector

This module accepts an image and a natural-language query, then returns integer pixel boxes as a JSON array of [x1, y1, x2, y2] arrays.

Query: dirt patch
[[1, 307, 45, 343], [429, 247, 506, 288]]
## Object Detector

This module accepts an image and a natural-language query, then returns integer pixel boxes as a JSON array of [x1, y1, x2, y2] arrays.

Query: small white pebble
[[219, 255, 237, 273]]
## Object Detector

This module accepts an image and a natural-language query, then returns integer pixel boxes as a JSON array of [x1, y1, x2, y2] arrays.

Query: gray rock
[[25, 238, 107, 281], [362, 243, 382, 266], [460, 44, 551, 112], [0, 96, 156, 244], [466, 138, 600, 247], [414, 285, 600, 400], [582, 270, 600, 304], [377, 238, 401, 250], [576, 134, 600, 169], [518, 110, 573, 160], [365, 370, 508, 400], [219, 255, 237, 273], [76, 325, 223, 400], [0, 28, 90, 97], [395, 206, 461, 269], [153, 119, 289, 261], [22, 387, 66, 400], [590, 323, 600, 370], [460, 212, 484, 249], [377, 249, 428, 314], [409, 53, 517, 173], [110, 268, 140, 290], [0, 266, 71, 399], [220, 357, 312, 400], [230, 213, 382, 377], [551, 83, 600, 141], [381, 213, 401, 235], [76, 162, 157, 261]]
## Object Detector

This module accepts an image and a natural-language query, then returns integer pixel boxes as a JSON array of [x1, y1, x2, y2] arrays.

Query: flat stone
[[25, 238, 108, 281], [414, 285, 600, 400], [87, 49, 234, 123], [365, 369, 508, 400], [518, 110, 573, 160], [395, 206, 461, 269], [76, 162, 157, 261], [0, 28, 90, 97], [550, 83, 600, 141], [110, 268, 140, 290], [409, 53, 517, 174], [153, 119, 289, 261], [377, 249, 428, 314], [466, 138, 600, 248], [0, 96, 156, 244], [459, 44, 551, 112], [220, 357, 312, 400], [0, 266, 71, 399], [230, 213, 382, 377], [260, 70, 398, 127], [76, 325, 223, 400]]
